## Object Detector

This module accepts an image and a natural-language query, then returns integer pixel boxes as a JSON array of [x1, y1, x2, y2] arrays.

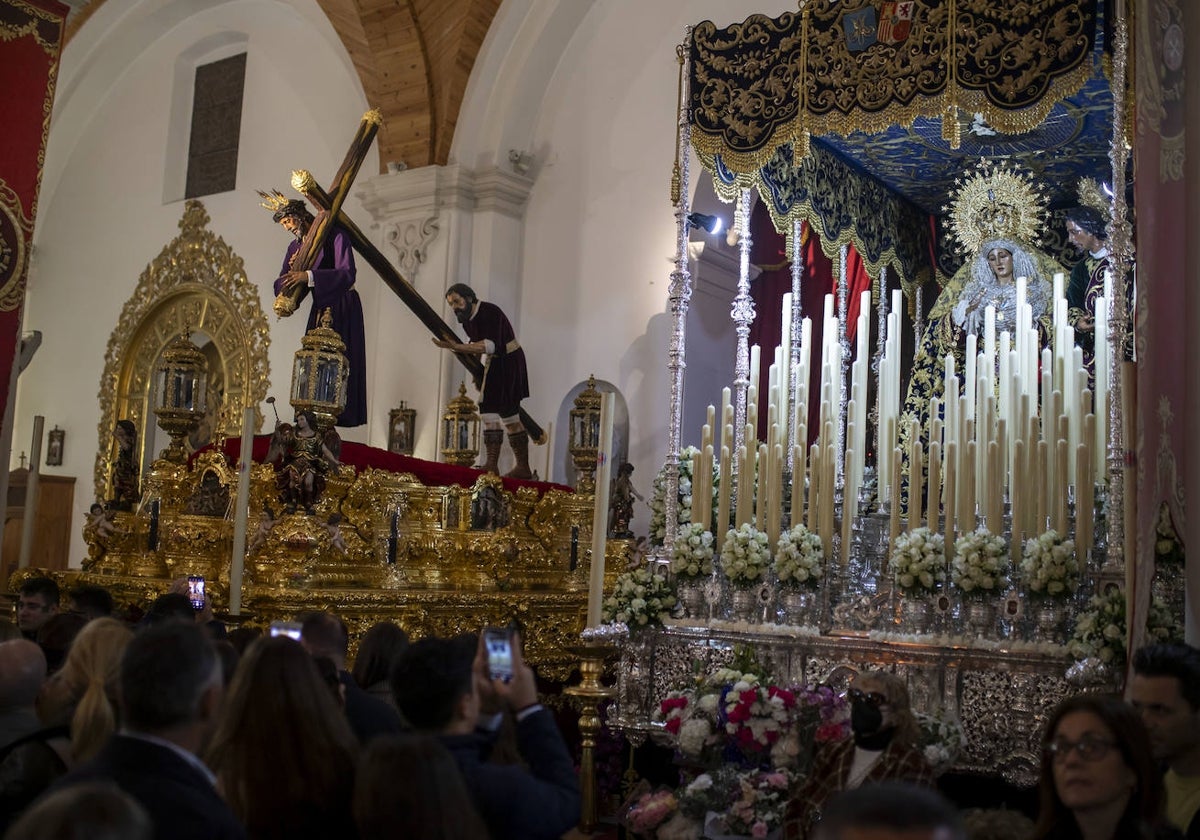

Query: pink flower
[[752, 820, 769, 838], [763, 771, 789, 789]]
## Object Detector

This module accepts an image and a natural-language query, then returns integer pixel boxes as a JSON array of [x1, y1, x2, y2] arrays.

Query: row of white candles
[[685, 271, 1113, 563]]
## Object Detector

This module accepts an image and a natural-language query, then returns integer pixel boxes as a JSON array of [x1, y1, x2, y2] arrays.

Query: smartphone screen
[[484, 629, 513, 682], [187, 576, 205, 611], [269, 621, 303, 640]]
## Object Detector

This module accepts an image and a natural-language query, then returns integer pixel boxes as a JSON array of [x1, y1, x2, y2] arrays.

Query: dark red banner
[[0, 0, 68, 433]]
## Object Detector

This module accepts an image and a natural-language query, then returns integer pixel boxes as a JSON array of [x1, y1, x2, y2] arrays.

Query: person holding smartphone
[[390, 629, 580, 840]]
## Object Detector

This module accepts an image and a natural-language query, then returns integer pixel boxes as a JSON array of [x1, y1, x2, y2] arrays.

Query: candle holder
[[569, 376, 603, 492], [153, 329, 208, 464], [565, 641, 618, 835], [290, 309, 349, 435], [440, 383, 481, 466]]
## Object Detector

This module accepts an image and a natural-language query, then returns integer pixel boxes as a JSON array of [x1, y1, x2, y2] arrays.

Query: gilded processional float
[[59, 192, 624, 683], [595, 0, 1184, 809]]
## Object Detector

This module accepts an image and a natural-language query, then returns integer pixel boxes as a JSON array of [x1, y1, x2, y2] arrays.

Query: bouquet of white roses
[[1068, 588, 1182, 666], [915, 709, 966, 776], [669, 522, 715, 580], [721, 523, 771, 587], [649, 447, 718, 545], [1020, 529, 1080, 599], [891, 527, 946, 593], [773, 524, 824, 590], [950, 528, 1008, 593], [602, 566, 677, 627]]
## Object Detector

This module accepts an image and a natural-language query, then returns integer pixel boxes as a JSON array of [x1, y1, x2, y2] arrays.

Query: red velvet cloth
[[196, 436, 572, 497], [748, 203, 873, 442], [0, 0, 68, 436]]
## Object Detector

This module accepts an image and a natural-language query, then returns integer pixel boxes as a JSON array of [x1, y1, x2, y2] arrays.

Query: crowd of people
[[3, 574, 1199, 840], [1, 576, 581, 840]]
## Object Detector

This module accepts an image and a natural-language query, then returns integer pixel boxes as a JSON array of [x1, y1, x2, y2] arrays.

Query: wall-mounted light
[[686, 212, 724, 235], [507, 149, 533, 174]]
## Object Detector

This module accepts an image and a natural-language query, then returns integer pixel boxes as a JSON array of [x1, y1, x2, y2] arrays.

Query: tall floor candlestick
[[586, 393, 615, 628], [229, 406, 256, 614]]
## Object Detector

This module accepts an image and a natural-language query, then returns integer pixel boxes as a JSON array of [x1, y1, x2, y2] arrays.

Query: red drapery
[[748, 201, 872, 442], [202, 436, 572, 497], [1130, 0, 1188, 652], [0, 0, 68, 433]]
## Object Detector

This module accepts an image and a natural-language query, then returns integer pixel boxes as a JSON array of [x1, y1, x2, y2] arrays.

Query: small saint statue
[[609, 462, 643, 538]]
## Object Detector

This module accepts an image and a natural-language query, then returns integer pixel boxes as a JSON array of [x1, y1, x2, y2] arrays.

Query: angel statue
[[267, 410, 341, 514]]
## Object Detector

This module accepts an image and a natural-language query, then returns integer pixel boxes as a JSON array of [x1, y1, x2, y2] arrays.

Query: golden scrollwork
[[945, 158, 1048, 256], [95, 200, 271, 502], [0, 180, 31, 312], [64, 446, 616, 681]]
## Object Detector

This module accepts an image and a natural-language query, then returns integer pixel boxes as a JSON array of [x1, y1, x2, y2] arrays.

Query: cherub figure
[[87, 503, 121, 541], [248, 504, 277, 554], [325, 513, 348, 555], [267, 411, 341, 514]]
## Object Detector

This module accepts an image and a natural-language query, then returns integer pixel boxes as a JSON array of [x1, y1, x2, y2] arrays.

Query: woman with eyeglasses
[[1033, 694, 1181, 839], [783, 671, 934, 839]]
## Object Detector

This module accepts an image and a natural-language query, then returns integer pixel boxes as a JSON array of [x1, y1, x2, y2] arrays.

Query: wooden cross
[[284, 111, 545, 444]]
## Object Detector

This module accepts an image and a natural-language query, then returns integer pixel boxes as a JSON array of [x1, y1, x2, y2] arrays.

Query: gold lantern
[[153, 329, 208, 464], [291, 308, 348, 434], [441, 382, 480, 467], [569, 375, 602, 492]]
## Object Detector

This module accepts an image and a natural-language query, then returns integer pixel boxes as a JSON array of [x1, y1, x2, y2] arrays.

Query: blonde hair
[[56, 618, 134, 763], [853, 671, 920, 747]]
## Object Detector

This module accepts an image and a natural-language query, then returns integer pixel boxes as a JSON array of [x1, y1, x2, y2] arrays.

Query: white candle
[[964, 333, 977, 422], [586, 392, 615, 627], [717, 443, 732, 534], [908, 420, 923, 533], [928, 441, 941, 532], [229, 406, 256, 614]]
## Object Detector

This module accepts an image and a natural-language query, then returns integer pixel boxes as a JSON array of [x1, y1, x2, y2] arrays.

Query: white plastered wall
[[451, 0, 786, 501], [18, 0, 790, 566], [17, 0, 394, 566]]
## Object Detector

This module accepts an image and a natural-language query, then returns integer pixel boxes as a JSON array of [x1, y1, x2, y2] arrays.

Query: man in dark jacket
[[1131, 643, 1200, 838], [300, 611, 402, 743], [55, 621, 244, 840], [391, 631, 580, 840]]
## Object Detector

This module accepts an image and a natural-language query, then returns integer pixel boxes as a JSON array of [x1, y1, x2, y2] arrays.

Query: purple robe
[[274, 227, 367, 427], [461, 301, 529, 416]]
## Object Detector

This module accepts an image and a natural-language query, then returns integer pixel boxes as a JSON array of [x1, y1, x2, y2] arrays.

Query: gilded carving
[[95, 200, 271, 502]]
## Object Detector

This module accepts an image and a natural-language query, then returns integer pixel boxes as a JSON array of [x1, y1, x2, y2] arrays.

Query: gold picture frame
[[389, 403, 416, 455]]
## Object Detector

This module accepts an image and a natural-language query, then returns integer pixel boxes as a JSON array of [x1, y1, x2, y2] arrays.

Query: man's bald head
[[0, 639, 47, 710]]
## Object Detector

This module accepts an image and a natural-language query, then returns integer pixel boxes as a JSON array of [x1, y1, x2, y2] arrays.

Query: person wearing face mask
[[783, 672, 935, 840]]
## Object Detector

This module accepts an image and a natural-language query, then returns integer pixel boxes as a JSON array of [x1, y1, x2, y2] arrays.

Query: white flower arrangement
[[1068, 588, 1181, 667], [773, 524, 824, 590], [950, 527, 1008, 593], [1020, 529, 1080, 599], [890, 527, 946, 593], [669, 522, 715, 580], [602, 566, 677, 627], [721, 523, 771, 587], [915, 709, 966, 776], [649, 447, 718, 545]]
